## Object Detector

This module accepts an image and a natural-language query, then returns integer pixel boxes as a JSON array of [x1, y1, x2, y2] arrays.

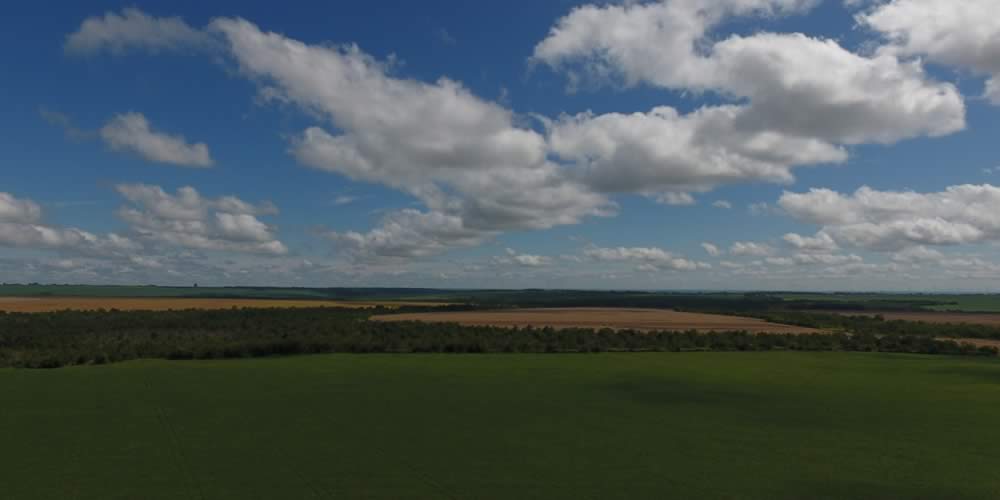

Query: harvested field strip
[[374, 307, 823, 333], [0, 297, 441, 313]]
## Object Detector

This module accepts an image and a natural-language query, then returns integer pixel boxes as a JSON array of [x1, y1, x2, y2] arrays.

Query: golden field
[[373, 307, 823, 333]]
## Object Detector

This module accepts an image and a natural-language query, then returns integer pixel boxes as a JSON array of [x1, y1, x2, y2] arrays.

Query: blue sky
[[2, 0, 1000, 290]]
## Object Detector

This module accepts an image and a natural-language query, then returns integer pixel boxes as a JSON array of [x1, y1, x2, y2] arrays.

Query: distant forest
[[4, 284, 999, 312]]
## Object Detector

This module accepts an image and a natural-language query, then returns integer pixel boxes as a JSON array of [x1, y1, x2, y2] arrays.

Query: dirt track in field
[[0, 297, 440, 313], [838, 311, 1000, 327], [373, 308, 823, 333]]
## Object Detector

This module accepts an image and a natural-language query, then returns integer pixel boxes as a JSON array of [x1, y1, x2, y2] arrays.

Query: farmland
[[775, 292, 1000, 312], [3, 352, 1000, 499], [838, 311, 1000, 327], [374, 307, 823, 333], [0, 297, 444, 313]]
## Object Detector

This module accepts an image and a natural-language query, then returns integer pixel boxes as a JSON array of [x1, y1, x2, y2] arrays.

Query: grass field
[[375, 307, 823, 333], [3, 353, 1000, 499], [0, 297, 445, 312]]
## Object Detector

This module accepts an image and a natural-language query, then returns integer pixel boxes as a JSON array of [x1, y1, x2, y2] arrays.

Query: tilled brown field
[[373, 308, 823, 333], [0, 297, 438, 313], [838, 311, 1000, 326]]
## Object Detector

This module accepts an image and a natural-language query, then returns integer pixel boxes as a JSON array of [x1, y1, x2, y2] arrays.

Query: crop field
[[2, 352, 1000, 499], [0, 297, 442, 313], [777, 293, 1000, 312], [948, 338, 1000, 350], [374, 307, 823, 333], [839, 311, 1000, 327]]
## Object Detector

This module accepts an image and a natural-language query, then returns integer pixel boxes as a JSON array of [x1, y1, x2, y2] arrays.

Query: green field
[[3, 353, 1000, 499]]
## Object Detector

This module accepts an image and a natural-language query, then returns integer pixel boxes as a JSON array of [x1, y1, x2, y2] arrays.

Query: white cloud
[[859, 0, 1000, 104], [327, 209, 491, 261], [333, 195, 358, 206], [748, 202, 781, 216], [583, 245, 710, 271], [713, 200, 733, 209], [730, 241, 775, 257], [116, 184, 287, 255], [65, 8, 212, 55], [655, 192, 696, 206], [783, 232, 838, 252], [208, 17, 611, 260], [0, 193, 42, 223], [532, 0, 820, 90], [494, 248, 551, 268], [63, 7, 980, 275], [790, 252, 863, 266], [701, 242, 722, 257], [101, 113, 213, 167], [765, 256, 795, 266], [891, 245, 945, 263], [0, 192, 139, 257], [549, 105, 846, 196], [534, 0, 965, 144], [780, 184, 1000, 251]]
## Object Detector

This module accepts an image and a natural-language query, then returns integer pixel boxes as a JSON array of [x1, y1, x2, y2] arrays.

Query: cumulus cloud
[[206, 16, 610, 260], [713, 200, 733, 209], [0, 193, 42, 223], [891, 245, 945, 263], [532, 0, 819, 89], [783, 232, 838, 252], [494, 248, 551, 268], [729, 241, 775, 257], [116, 184, 287, 255], [65, 7, 976, 268], [333, 195, 358, 206], [701, 242, 722, 257], [65, 8, 212, 55], [327, 209, 492, 261], [583, 245, 710, 271], [528, 0, 965, 209], [549, 105, 846, 195], [780, 184, 1000, 251], [859, 0, 1000, 104], [534, 0, 965, 144], [655, 192, 696, 206], [0, 192, 139, 257], [100, 113, 213, 167]]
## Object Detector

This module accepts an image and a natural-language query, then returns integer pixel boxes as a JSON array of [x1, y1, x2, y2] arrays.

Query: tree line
[[1, 307, 996, 369]]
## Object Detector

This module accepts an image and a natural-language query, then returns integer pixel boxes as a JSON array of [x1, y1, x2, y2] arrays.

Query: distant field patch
[[839, 311, 1000, 327], [946, 338, 1000, 350], [374, 307, 823, 333], [0, 297, 441, 313]]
